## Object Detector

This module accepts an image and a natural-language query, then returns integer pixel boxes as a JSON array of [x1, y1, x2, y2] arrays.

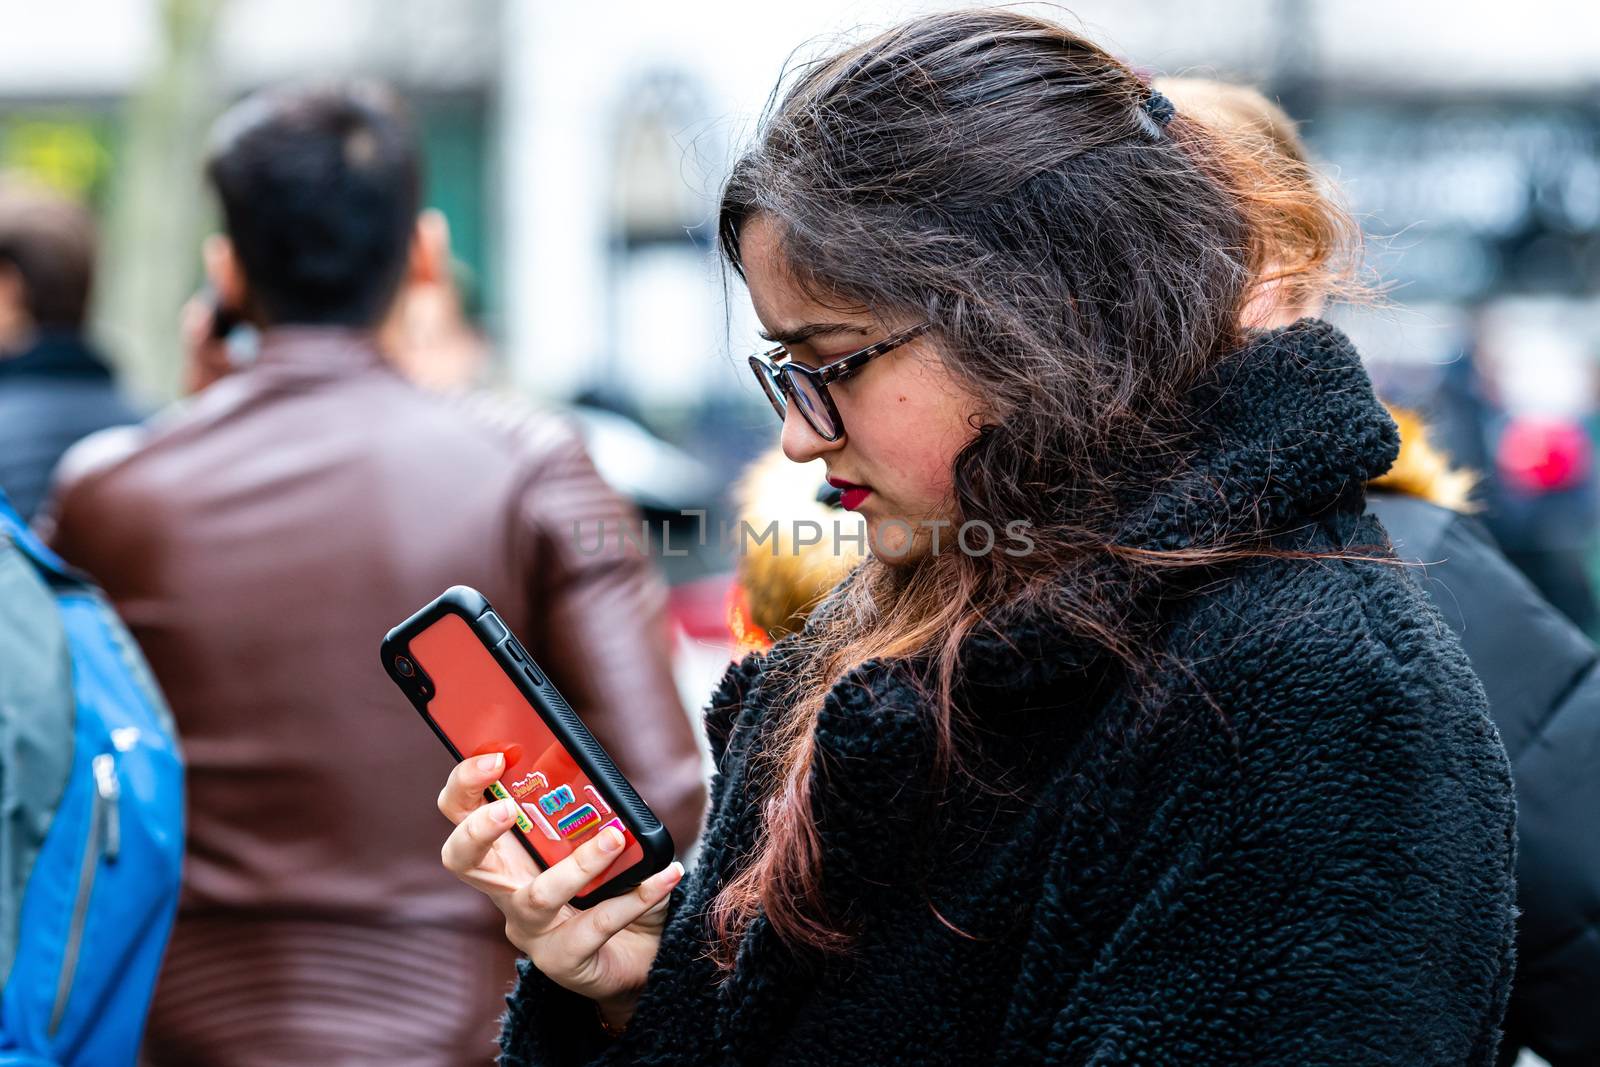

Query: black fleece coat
[[500, 321, 1518, 1066]]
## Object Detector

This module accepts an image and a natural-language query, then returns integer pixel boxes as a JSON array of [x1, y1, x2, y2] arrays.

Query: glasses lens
[[749, 356, 787, 421], [782, 367, 838, 440]]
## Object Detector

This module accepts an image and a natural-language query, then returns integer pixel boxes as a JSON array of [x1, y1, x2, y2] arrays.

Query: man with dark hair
[[0, 176, 138, 520], [39, 83, 705, 1067], [204, 81, 421, 327]]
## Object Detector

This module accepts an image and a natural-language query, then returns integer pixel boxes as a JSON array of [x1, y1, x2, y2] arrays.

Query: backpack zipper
[[48, 753, 119, 1036]]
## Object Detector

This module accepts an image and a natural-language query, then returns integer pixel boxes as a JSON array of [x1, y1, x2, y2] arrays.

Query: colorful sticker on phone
[[556, 803, 600, 839], [522, 802, 561, 841], [488, 780, 535, 835], [507, 769, 548, 799], [538, 784, 576, 816], [584, 785, 612, 814]]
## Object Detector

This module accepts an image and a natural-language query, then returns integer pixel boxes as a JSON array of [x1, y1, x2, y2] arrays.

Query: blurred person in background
[[0, 176, 139, 522], [37, 81, 704, 1067], [1158, 74, 1600, 1066], [1387, 296, 1600, 635], [436, 12, 1513, 1063], [1476, 352, 1600, 635]]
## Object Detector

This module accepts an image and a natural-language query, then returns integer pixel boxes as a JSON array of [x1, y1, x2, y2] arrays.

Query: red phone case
[[382, 586, 674, 906]]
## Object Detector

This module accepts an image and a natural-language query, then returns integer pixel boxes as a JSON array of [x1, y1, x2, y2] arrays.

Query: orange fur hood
[[1371, 406, 1478, 513]]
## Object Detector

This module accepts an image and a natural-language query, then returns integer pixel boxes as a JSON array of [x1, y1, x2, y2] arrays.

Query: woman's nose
[[780, 404, 844, 464]]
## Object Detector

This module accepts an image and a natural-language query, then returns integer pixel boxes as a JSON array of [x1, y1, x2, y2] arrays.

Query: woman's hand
[[438, 753, 685, 1028]]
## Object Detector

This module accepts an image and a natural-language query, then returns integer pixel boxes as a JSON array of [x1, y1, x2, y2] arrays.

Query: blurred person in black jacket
[[1370, 427, 1600, 1067], [0, 176, 139, 520], [1158, 75, 1600, 1065]]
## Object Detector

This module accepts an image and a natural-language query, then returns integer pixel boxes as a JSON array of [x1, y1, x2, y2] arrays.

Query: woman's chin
[[866, 515, 927, 563]]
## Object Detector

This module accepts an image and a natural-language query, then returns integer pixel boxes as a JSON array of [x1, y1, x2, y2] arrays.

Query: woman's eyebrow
[[758, 322, 871, 346]]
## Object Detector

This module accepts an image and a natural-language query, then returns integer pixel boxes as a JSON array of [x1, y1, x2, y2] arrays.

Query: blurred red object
[[664, 572, 773, 656], [666, 573, 738, 643], [1496, 417, 1593, 494]]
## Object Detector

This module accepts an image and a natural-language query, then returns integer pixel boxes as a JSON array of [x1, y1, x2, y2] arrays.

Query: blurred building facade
[[6, 0, 1596, 418], [4, 0, 1599, 631]]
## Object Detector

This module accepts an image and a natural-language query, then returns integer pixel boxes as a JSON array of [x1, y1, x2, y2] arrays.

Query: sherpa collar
[[1119, 317, 1399, 552], [956, 318, 1397, 689]]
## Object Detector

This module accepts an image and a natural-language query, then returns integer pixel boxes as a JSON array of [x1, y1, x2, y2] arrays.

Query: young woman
[[437, 11, 1516, 1064]]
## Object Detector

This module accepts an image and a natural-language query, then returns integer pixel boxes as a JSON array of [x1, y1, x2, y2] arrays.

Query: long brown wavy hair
[[710, 9, 1360, 967]]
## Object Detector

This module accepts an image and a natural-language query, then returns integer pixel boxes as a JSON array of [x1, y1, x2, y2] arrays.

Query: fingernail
[[598, 827, 624, 853], [491, 798, 516, 823], [476, 753, 503, 774], [653, 861, 684, 888]]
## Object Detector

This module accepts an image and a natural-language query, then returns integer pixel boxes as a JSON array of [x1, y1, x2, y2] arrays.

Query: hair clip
[[1142, 89, 1176, 128]]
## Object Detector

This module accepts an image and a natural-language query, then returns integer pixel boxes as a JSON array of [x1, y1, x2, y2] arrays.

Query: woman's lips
[[840, 487, 871, 510], [827, 477, 872, 511]]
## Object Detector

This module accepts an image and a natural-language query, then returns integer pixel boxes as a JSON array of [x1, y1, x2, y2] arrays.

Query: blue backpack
[[0, 492, 184, 1066]]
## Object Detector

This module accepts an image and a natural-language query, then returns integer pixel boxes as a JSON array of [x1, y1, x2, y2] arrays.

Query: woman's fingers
[[440, 795, 522, 890], [442, 783, 669, 957], [517, 825, 635, 915], [437, 752, 506, 823], [552, 862, 685, 962]]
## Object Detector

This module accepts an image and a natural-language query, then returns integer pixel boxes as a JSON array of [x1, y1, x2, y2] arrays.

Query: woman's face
[[740, 215, 987, 561], [1241, 258, 1328, 331]]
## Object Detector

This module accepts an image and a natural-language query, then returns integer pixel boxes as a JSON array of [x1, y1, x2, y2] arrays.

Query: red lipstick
[[826, 476, 872, 511]]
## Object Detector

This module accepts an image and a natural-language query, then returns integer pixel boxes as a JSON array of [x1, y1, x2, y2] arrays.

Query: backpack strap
[[0, 496, 80, 589]]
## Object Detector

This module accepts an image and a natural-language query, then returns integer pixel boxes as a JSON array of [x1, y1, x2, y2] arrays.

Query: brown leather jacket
[[39, 328, 706, 1066]]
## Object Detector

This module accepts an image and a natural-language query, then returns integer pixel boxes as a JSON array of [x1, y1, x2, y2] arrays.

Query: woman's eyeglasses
[[747, 323, 930, 442]]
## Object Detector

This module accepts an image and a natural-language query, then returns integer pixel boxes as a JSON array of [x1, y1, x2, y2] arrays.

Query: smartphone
[[207, 295, 242, 341], [381, 585, 674, 907]]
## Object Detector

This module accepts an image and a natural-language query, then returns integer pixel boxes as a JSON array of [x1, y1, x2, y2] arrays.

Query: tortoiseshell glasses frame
[[747, 322, 931, 442]]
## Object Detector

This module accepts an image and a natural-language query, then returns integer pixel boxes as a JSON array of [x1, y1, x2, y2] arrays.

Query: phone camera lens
[[394, 656, 416, 678]]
